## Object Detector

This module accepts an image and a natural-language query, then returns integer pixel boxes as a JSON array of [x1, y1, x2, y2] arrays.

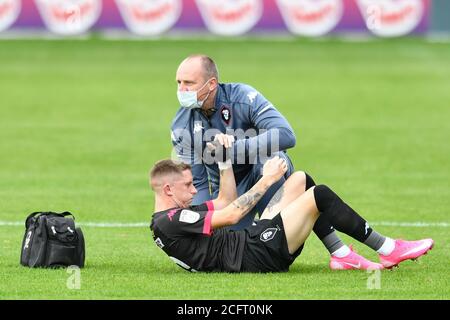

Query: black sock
[[305, 173, 316, 190], [313, 184, 373, 243], [307, 174, 336, 238], [306, 174, 345, 254]]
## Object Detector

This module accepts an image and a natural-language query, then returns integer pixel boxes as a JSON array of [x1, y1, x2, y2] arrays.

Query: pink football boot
[[330, 246, 384, 270], [379, 238, 434, 268]]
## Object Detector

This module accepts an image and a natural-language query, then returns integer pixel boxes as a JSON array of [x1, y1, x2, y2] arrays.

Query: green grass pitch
[[0, 37, 449, 299]]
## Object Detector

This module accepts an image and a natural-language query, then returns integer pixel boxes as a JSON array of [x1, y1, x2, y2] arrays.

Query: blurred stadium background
[[0, 0, 449, 38], [0, 0, 449, 300]]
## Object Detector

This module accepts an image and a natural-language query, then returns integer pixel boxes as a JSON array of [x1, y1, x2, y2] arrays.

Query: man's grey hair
[[187, 54, 219, 81]]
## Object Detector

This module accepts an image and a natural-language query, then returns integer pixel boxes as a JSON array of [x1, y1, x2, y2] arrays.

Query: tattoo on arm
[[231, 190, 263, 214], [266, 185, 284, 213]]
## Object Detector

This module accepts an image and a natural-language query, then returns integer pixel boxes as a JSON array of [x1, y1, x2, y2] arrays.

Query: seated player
[[149, 137, 434, 272]]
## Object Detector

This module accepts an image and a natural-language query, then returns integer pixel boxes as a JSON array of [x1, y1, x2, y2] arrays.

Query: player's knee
[[290, 171, 307, 192], [304, 172, 316, 190], [313, 184, 335, 213]]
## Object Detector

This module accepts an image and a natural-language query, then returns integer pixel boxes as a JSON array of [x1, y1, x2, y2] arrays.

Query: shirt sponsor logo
[[115, 0, 182, 36], [180, 210, 200, 224], [260, 227, 278, 242], [0, 0, 21, 32], [276, 0, 343, 37], [195, 0, 263, 36]]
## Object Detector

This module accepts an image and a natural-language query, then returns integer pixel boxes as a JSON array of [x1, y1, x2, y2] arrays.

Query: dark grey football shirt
[[150, 201, 245, 272]]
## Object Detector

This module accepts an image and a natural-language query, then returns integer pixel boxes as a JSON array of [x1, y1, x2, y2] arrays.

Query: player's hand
[[262, 156, 288, 185]]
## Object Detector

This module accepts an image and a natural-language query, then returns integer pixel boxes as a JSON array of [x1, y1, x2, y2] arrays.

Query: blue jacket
[[171, 83, 296, 203]]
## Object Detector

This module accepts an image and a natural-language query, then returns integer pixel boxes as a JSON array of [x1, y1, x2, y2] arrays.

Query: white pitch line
[[0, 221, 148, 228], [79, 222, 149, 228], [371, 221, 450, 228], [0, 221, 448, 228]]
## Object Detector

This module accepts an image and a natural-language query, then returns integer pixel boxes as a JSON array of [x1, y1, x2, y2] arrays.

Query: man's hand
[[206, 133, 235, 163], [206, 133, 235, 150], [211, 155, 287, 229], [262, 156, 288, 185]]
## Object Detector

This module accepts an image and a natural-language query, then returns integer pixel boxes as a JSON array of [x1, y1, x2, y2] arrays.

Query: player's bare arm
[[211, 157, 288, 229], [207, 133, 238, 210]]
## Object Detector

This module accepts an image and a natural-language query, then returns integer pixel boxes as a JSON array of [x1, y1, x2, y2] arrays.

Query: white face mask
[[177, 78, 213, 109]]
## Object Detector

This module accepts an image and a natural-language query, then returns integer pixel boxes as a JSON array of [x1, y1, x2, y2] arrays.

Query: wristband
[[218, 159, 232, 170]]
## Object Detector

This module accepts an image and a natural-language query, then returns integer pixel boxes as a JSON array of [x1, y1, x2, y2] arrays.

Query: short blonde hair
[[150, 159, 191, 190]]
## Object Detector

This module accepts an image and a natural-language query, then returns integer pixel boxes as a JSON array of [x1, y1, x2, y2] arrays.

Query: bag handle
[[25, 211, 75, 228]]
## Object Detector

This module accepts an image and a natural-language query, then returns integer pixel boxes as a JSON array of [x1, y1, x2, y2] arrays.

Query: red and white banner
[[0, 0, 431, 37], [115, 0, 182, 36], [0, 0, 21, 32], [34, 0, 102, 35], [276, 0, 343, 36], [195, 0, 263, 36], [356, 0, 424, 37]]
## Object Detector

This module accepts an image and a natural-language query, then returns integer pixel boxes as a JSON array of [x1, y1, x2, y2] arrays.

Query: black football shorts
[[240, 213, 304, 272]]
